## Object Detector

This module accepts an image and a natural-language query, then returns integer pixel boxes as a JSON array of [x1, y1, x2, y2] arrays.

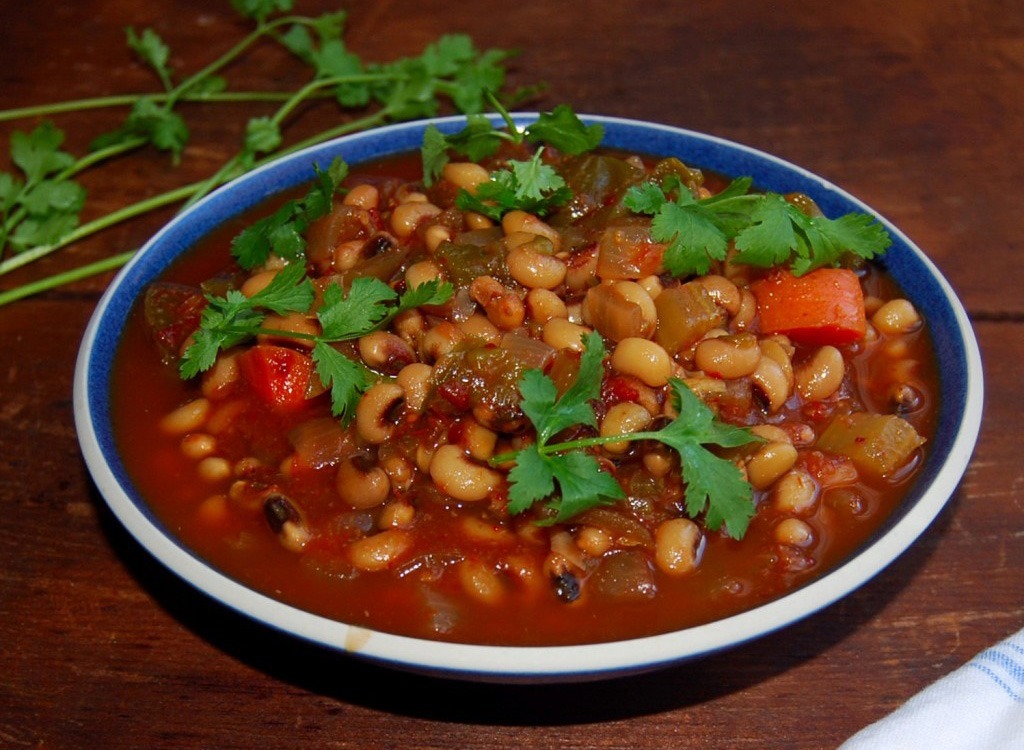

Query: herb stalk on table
[[0, 0, 531, 307]]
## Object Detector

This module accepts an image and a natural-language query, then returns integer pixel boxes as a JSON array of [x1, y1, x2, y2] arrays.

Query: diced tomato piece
[[751, 267, 867, 346], [238, 345, 314, 410], [143, 282, 206, 361]]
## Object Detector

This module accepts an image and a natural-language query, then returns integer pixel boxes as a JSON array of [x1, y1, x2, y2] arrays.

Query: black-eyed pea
[[457, 559, 505, 605], [197, 456, 232, 483], [429, 444, 501, 502], [642, 446, 675, 478], [180, 432, 217, 460], [443, 161, 490, 192], [395, 362, 434, 413], [696, 274, 742, 316], [257, 312, 319, 349], [379, 453, 415, 493], [542, 317, 591, 351], [654, 518, 704, 575], [354, 382, 405, 444], [419, 321, 465, 362], [348, 529, 413, 571], [501, 210, 561, 251], [197, 494, 229, 526], [576, 526, 612, 557], [378, 500, 415, 529], [600, 402, 653, 455], [732, 289, 757, 330], [774, 518, 815, 548], [461, 419, 499, 462], [358, 330, 415, 375], [772, 468, 819, 515], [201, 352, 240, 400], [751, 355, 791, 413], [160, 397, 211, 436], [390, 201, 441, 239], [506, 243, 567, 290], [759, 338, 795, 388], [405, 259, 443, 289], [342, 183, 379, 210], [240, 269, 279, 298], [611, 337, 672, 387], [461, 515, 514, 544], [336, 456, 391, 509], [525, 288, 568, 323], [464, 211, 494, 230], [263, 493, 311, 553], [872, 298, 921, 335], [795, 345, 845, 402], [638, 274, 663, 300], [392, 308, 426, 342], [458, 313, 502, 345], [750, 424, 791, 443], [424, 224, 452, 254], [694, 332, 761, 379], [747, 441, 799, 490], [469, 276, 525, 330]]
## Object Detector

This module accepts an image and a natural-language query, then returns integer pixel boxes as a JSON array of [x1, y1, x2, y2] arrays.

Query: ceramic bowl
[[74, 114, 984, 683]]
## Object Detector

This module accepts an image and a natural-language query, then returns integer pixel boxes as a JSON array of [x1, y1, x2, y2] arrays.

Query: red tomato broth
[[110, 147, 939, 646]]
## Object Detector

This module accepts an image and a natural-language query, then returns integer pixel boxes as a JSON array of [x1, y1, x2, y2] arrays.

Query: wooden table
[[2, 1, 1021, 747]]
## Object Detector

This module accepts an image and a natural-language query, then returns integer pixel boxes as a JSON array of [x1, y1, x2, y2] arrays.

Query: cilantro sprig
[[0, 4, 531, 306], [422, 100, 605, 187], [623, 174, 892, 277], [180, 266, 452, 420], [454, 148, 573, 221], [493, 332, 762, 537]]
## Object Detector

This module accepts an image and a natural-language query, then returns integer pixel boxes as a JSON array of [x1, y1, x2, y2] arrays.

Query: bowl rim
[[73, 113, 984, 683]]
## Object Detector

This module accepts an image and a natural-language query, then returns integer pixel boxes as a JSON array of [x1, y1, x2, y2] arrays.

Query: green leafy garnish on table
[[623, 174, 892, 277], [179, 264, 452, 420], [0, 2, 531, 306], [493, 331, 762, 537]]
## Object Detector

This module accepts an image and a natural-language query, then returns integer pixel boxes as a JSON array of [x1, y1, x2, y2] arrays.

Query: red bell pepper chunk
[[238, 344, 314, 410], [751, 267, 867, 346]]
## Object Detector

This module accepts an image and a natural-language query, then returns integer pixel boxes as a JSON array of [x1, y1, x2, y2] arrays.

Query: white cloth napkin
[[839, 627, 1024, 749]]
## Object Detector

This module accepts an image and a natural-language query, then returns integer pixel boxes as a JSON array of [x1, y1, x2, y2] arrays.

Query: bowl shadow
[[89, 473, 958, 726]]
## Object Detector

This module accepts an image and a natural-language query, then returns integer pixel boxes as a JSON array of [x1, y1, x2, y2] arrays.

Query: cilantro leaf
[[317, 277, 397, 341], [311, 340, 372, 420], [178, 262, 312, 379], [11, 122, 75, 183], [126, 27, 174, 91], [231, 158, 347, 269], [626, 176, 892, 277], [456, 149, 571, 220], [540, 451, 624, 523], [230, 0, 293, 24], [647, 380, 760, 538], [525, 104, 604, 155], [520, 330, 604, 444]]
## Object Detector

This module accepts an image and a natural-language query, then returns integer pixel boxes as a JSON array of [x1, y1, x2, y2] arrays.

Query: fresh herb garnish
[[231, 158, 348, 270], [623, 174, 892, 277], [422, 99, 604, 186], [179, 266, 453, 420], [0, 4, 530, 306], [493, 331, 762, 537], [454, 148, 573, 220]]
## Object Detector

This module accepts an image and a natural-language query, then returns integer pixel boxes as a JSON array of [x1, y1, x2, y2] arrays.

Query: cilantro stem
[[0, 92, 329, 123], [491, 430, 670, 466], [0, 250, 136, 306]]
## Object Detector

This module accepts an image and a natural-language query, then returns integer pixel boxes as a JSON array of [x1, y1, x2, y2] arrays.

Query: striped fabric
[[840, 628, 1024, 749]]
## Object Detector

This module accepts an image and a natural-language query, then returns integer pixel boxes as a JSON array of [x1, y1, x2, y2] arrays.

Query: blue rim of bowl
[[73, 114, 984, 683]]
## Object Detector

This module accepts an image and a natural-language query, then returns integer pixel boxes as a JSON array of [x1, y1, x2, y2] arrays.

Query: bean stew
[[111, 117, 937, 646]]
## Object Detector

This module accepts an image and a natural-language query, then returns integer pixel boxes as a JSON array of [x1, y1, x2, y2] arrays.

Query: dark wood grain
[[2, 1, 1021, 748]]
